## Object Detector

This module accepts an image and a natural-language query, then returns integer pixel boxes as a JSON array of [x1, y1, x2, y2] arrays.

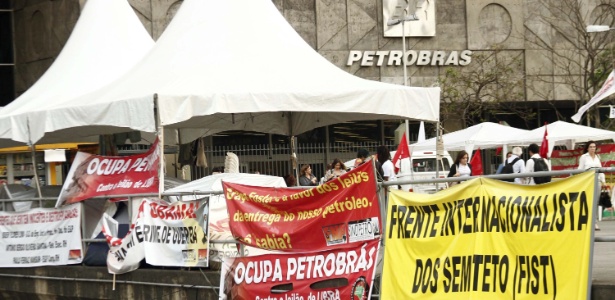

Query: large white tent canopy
[[507, 120, 615, 156], [409, 122, 530, 156], [1, 0, 154, 146], [22, 0, 440, 145]]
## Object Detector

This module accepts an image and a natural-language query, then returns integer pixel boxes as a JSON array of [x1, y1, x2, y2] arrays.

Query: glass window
[[0, 66, 14, 106], [0, 11, 13, 64]]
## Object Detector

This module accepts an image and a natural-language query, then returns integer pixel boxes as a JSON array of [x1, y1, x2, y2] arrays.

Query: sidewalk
[[593, 218, 615, 299]]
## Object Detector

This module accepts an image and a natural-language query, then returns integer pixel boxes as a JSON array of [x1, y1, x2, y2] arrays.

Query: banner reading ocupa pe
[[382, 171, 596, 300], [56, 138, 160, 207], [222, 162, 381, 252]]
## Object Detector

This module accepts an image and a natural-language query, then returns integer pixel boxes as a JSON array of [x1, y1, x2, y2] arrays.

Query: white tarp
[[26, 0, 440, 145], [507, 120, 615, 157], [0, 203, 83, 267], [409, 122, 530, 156], [1, 0, 154, 146], [166, 173, 286, 261]]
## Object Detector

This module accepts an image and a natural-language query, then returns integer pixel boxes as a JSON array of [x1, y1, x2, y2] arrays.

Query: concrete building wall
[[10, 0, 613, 125]]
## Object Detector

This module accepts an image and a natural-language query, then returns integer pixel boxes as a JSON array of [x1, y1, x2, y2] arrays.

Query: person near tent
[[324, 158, 346, 182], [578, 141, 606, 231], [524, 143, 551, 185], [578, 141, 606, 184], [377, 145, 396, 182], [299, 164, 318, 186], [505, 147, 526, 184], [496, 152, 513, 174], [355, 148, 384, 181], [447, 151, 472, 185]]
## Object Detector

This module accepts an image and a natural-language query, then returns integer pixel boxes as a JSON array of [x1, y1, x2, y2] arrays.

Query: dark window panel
[[0, 11, 13, 64], [0, 66, 14, 106]]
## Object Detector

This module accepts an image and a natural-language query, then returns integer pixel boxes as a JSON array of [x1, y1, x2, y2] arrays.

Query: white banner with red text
[[56, 138, 161, 207], [102, 198, 209, 274], [0, 203, 83, 267]]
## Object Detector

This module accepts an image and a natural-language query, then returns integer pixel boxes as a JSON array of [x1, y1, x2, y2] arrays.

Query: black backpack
[[532, 158, 551, 184], [501, 157, 521, 182]]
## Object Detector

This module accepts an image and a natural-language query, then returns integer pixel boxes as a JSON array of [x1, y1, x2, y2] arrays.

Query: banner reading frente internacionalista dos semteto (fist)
[[382, 171, 596, 300], [222, 161, 381, 252]]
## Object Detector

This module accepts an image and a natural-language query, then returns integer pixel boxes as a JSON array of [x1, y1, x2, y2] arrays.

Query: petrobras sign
[[347, 50, 472, 67]]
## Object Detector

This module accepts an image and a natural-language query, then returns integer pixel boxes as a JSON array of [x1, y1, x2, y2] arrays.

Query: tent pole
[[288, 112, 299, 185], [435, 121, 443, 191], [26, 117, 43, 198], [155, 94, 165, 198]]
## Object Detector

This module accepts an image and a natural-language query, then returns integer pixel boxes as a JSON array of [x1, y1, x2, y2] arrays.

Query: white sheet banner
[[0, 204, 83, 267], [102, 198, 209, 274], [572, 70, 615, 122]]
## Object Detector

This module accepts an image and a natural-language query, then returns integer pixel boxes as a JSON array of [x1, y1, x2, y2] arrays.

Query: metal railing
[[0, 168, 613, 298]]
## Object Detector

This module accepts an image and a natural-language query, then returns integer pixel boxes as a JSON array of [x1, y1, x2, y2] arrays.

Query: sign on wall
[[383, 0, 436, 37]]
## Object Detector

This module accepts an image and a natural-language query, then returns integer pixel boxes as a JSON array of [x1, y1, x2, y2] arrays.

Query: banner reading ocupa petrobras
[[0, 203, 83, 267], [382, 171, 596, 299], [219, 239, 380, 300], [56, 138, 161, 207], [222, 162, 381, 252]]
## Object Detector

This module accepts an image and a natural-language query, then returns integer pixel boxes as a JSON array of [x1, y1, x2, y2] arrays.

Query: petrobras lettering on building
[[347, 50, 473, 67]]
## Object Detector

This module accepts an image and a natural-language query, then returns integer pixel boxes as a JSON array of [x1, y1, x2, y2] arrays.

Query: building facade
[[3, 0, 615, 140]]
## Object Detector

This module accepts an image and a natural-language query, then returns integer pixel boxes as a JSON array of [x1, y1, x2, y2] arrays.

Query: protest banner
[[219, 239, 380, 300], [550, 144, 615, 178], [0, 203, 82, 267], [222, 162, 381, 252], [102, 198, 209, 274], [56, 138, 161, 207], [382, 171, 595, 299]]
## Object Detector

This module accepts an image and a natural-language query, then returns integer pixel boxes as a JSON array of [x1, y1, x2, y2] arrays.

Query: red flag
[[495, 146, 502, 156], [539, 123, 549, 158], [470, 148, 483, 175], [392, 134, 410, 173]]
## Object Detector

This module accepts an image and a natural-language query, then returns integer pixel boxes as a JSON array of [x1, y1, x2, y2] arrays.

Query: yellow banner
[[382, 171, 596, 300]]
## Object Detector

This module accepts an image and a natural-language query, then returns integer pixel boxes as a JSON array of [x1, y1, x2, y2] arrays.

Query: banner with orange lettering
[[221, 162, 381, 252], [219, 239, 380, 300], [56, 138, 161, 207]]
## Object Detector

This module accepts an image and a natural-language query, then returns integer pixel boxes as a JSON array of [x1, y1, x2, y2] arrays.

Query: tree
[[438, 48, 535, 128], [524, 0, 615, 128]]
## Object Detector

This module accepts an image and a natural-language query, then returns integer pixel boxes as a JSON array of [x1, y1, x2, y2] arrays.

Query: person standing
[[448, 150, 472, 179], [507, 147, 526, 184], [525, 143, 550, 185], [578, 141, 604, 231], [325, 158, 346, 182], [496, 152, 512, 174], [578, 141, 605, 184], [377, 145, 396, 182], [298, 164, 318, 186]]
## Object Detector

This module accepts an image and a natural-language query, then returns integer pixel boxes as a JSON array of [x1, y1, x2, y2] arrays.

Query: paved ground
[[592, 217, 615, 299]]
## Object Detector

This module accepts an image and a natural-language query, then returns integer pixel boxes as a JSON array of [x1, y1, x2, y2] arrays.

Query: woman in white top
[[447, 150, 472, 178], [578, 141, 605, 184], [578, 141, 604, 231]]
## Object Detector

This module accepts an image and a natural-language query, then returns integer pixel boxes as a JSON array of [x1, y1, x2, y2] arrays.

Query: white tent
[[507, 120, 615, 156], [165, 173, 286, 261], [0, 0, 154, 146], [20, 0, 440, 145], [409, 122, 530, 156]]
